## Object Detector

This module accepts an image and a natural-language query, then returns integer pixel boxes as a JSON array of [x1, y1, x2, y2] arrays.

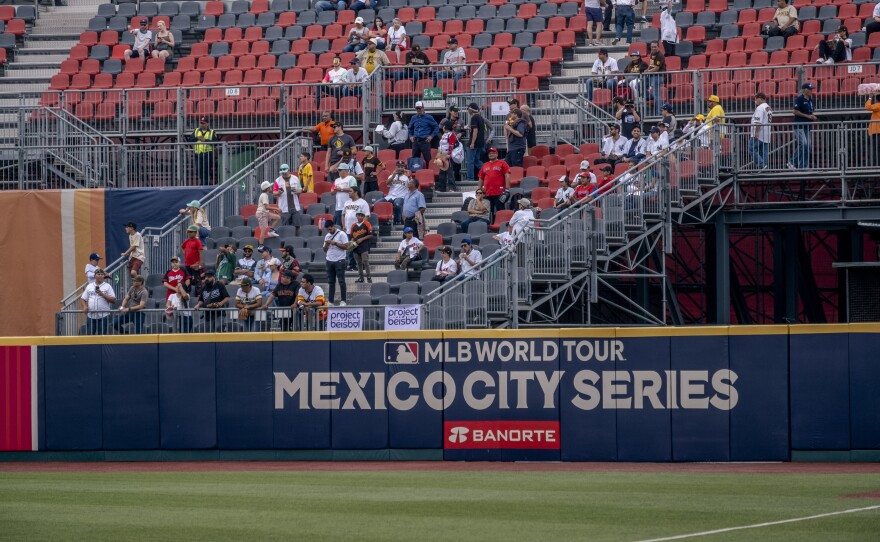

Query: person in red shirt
[[162, 256, 190, 301], [597, 165, 615, 194], [572, 173, 598, 205], [181, 225, 204, 270], [477, 147, 510, 220]]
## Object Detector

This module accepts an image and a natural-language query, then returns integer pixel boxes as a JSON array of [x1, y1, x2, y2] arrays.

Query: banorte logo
[[444, 421, 561, 450]]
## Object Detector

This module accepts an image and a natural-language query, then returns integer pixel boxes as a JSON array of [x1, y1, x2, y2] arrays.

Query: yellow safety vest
[[193, 129, 215, 154]]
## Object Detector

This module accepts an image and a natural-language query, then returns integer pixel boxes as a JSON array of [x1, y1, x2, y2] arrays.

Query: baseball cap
[[89, 253, 102, 261], [356, 210, 366, 216], [447, 37, 457, 44], [598, 48, 609, 55], [580, 160, 590, 170], [261, 246, 272, 253], [187, 225, 198, 232], [124, 221, 137, 229], [241, 277, 252, 286], [708, 95, 720, 102], [204, 269, 215, 276], [695, 114, 706, 121], [280, 164, 290, 172], [519, 198, 531, 207], [140, 18, 148, 25], [403, 226, 414, 234], [461, 238, 473, 245], [200, 117, 208, 123], [661, 103, 673, 112], [558, 175, 570, 184], [244, 245, 254, 250], [170, 256, 179, 261], [363, 145, 374, 153], [396, 160, 406, 167], [350, 58, 360, 64], [468, 102, 479, 111], [631, 50, 641, 56], [415, 100, 424, 108], [355, 16, 364, 23], [802, 82, 814, 90], [412, 44, 421, 50], [186, 199, 202, 208], [650, 127, 660, 133], [338, 162, 350, 170], [488, 147, 498, 153], [507, 97, 517, 104], [260, 180, 272, 190], [133, 275, 145, 283], [325, 220, 335, 227], [369, 38, 378, 45]]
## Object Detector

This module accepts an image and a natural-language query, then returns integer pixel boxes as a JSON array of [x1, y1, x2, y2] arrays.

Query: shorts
[[585, 7, 603, 22], [129, 257, 143, 274], [129, 48, 148, 58], [256, 209, 270, 230]]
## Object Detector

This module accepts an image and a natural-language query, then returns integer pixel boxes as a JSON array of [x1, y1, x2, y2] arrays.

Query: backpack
[[461, 196, 474, 211], [507, 192, 524, 211], [406, 156, 425, 173]]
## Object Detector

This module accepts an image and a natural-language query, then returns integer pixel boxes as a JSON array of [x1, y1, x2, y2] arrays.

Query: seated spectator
[[255, 247, 274, 290], [457, 238, 483, 278], [554, 176, 575, 209], [321, 57, 348, 103], [367, 17, 388, 49], [350, 211, 374, 283], [234, 245, 257, 283], [350, 0, 378, 13], [295, 273, 327, 328], [235, 277, 262, 331], [165, 289, 192, 333], [645, 126, 670, 158], [344, 17, 370, 53], [345, 58, 369, 96], [597, 165, 615, 194], [574, 160, 598, 184], [621, 51, 649, 100], [868, 3, 880, 39], [816, 28, 852, 65], [620, 126, 647, 165], [383, 112, 409, 154], [152, 20, 174, 62], [510, 198, 538, 239], [493, 223, 516, 252], [766, 0, 798, 38], [461, 188, 490, 233], [163, 256, 190, 302], [588, 48, 619, 102], [262, 271, 299, 331], [572, 172, 598, 205], [386, 18, 408, 62], [395, 227, 423, 269], [595, 125, 630, 167], [315, 0, 347, 13], [432, 38, 467, 84], [357, 38, 390, 75], [393, 44, 429, 82], [193, 270, 229, 329], [385, 160, 410, 225], [124, 18, 152, 62], [113, 275, 147, 334], [432, 246, 458, 282]]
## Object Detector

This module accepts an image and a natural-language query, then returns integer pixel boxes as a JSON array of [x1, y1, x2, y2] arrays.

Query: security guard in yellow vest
[[193, 117, 218, 186]]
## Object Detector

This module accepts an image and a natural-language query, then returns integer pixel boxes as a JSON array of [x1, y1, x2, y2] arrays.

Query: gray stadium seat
[[299, 225, 319, 238], [419, 269, 436, 283], [477, 5, 496, 19], [317, 10, 336, 26], [117, 4, 136, 18], [719, 24, 739, 40], [283, 26, 303, 40], [225, 215, 245, 228], [496, 4, 516, 19], [159, 3, 179, 17], [270, 0, 290, 13], [264, 26, 283, 42], [472, 33, 492, 49], [277, 53, 296, 69], [421, 281, 440, 298], [798, 6, 817, 20], [88, 17, 107, 31], [378, 294, 399, 306], [822, 19, 840, 34], [359, 9, 376, 22], [370, 282, 391, 303], [310, 39, 331, 54], [217, 13, 236, 30], [436, 5, 457, 21], [257, 12, 275, 28], [97, 4, 115, 18], [468, 222, 489, 237], [231, 0, 250, 15], [139, 3, 159, 17], [411, 35, 431, 50], [718, 10, 738, 28], [210, 42, 230, 57], [101, 59, 122, 75], [526, 17, 546, 33], [107, 15, 128, 32], [306, 236, 324, 251], [231, 225, 253, 238], [558, 3, 578, 18], [282, 237, 305, 250], [437, 222, 457, 243], [386, 269, 408, 293], [485, 18, 505, 35], [642, 27, 660, 43], [675, 12, 694, 29], [513, 32, 534, 48], [522, 46, 543, 63], [237, 13, 256, 28], [196, 15, 217, 31], [451, 210, 469, 225], [695, 11, 716, 29], [400, 294, 421, 305], [505, 18, 525, 33], [290, 0, 310, 11], [172, 15, 192, 31], [377, 8, 396, 22], [270, 39, 290, 56], [404, 21, 423, 36], [458, 6, 476, 20], [675, 40, 694, 58], [538, 3, 558, 17], [180, 2, 201, 17], [90, 45, 110, 61], [731, 0, 750, 11], [398, 282, 420, 297], [763, 36, 784, 53], [351, 294, 373, 306]]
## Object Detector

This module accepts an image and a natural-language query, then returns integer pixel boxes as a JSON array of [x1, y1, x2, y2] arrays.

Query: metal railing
[[373, 63, 488, 114]]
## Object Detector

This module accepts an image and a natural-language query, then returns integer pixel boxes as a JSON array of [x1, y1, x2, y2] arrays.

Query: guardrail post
[[693, 71, 703, 116], [118, 145, 128, 188], [222, 141, 230, 184], [796, 66, 805, 90], [589, 207, 598, 304]]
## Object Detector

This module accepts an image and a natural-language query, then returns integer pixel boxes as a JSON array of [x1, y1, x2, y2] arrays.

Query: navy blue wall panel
[[37, 347, 45, 451], [273, 340, 331, 449], [616, 337, 672, 461], [44, 345, 102, 450], [158, 342, 217, 449], [671, 335, 730, 461], [848, 333, 880, 449], [442, 338, 500, 461], [790, 332, 850, 450], [386, 338, 443, 449], [728, 333, 789, 460], [560, 338, 616, 461], [215, 342, 274, 449], [330, 338, 389, 449], [101, 344, 159, 450]]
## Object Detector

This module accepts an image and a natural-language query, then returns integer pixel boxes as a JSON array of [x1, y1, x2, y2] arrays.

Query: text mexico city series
[[274, 339, 739, 412]]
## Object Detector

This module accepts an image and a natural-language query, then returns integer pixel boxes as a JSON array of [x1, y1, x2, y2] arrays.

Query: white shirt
[[80, 281, 116, 319], [398, 237, 424, 259], [258, 191, 271, 213], [385, 173, 410, 200], [333, 175, 356, 211], [324, 229, 349, 262], [235, 286, 262, 306], [624, 137, 647, 157], [591, 57, 619, 76], [751, 102, 772, 144], [441, 47, 466, 68], [496, 231, 515, 252], [167, 292, 186, 311], [85, 263, 99, 285], [387, 25, 407, 48], [129, 232, 145, 262], [343, 198, 371, 233], [645, 135, 669, 155], [383, 121, 408, 145], [554, 186, 574, 204], [347, 67, 369, 84], [325, 66, 347, 84], [273, 175, 302, 213], [510, 209, 535, 237], [584, 0, 601, 8], [297, 284, 325, 305], [602, 135, 629, 157], [435, 258, 458, 276], [133, 29, 152, 51], [660, 9, 678, 43], [573, 171, 597, 185], [458, 248, 483, 277]]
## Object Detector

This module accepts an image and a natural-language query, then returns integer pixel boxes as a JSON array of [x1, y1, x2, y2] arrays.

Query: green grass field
[[1, 469, 878, 541]]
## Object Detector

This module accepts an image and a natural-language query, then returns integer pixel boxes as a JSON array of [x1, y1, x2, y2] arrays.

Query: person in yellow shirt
[[356, 38, 390, 76], [705, 95, 726, 148], [298, 151, 314, 193], [866, 96, 880, 165]]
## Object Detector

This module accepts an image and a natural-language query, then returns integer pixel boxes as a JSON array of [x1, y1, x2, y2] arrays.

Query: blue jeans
[[343, 85, 362, 97], [467, 146, 482, 180], [588, 77, 616, 101], [461, 217, 489, 233], [646, 75, 662, 116], [391, 197, 404, 224], [749, 138, 768, 169], [615, 5, 635, 43], [432, 68, 465, 85], [791, 125, 811, 168], [86, 316, 110, 336], [392, 68, 421, 82], [315, 0, 345, 12], [113, 311, 144, 334], [198, 226, 210, 246], [506, 147, 525, 168], [333, 210, 343, 228], [343, 42, 367, 53]]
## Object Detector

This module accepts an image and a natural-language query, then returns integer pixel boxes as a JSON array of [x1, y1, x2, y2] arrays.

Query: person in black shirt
[[361, 145, 382, 195], [466, 102, 486, 181], [263, 270, 299, 331], [393, 44, 430, 82], [193, 271, 229, 331], [349, 212, 375, 283]]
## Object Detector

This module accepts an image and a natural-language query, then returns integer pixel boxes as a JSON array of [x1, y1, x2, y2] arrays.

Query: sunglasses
[[476, 191, 484, 194]]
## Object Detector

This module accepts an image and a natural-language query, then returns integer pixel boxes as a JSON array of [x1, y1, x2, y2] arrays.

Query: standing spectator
[[350, 211, 374, 283], [466, 102, 488, 181], [660, 104, 677, 135], [620, 126, 647, 165], [584, 0, 604, 46], [866, 95, 880, 165], [816, 27, 852, 64], [494, 223, 516, 252], [705, 94, 726, 146], [165, 286, 192, 333], [343, 188, 370, 269], [121, 221, 145, 278], [320, 57, 348, 106], [361, 146, 382, 194], [325, 122, 355, 181], [589, 48, 619, 101], [787, 83, 817, 170], [295, 273, 327, 328], [554, 176, 575, 209], [504, 109, 528, 167], [332, 162, 357, 227], [298, 151, 315, 193], [151, 20, 174, 63], [215, 244, 237, 285], [478, 147, 511, 220], [124, 18, 152, 62], [766, 0, 798, 38], [462, 188, 491, 233], [262, 270, 299, 331], [163, 256, 189, 301], [234, 245, 256, 282], [343, 17, 370, 53], [322, 220, 349, 306], [368, 17, 388, 49], [432, 38, 467, 84], [193, 270, 229, 330], [387, 18, 408, 62], [310, 112, 336, 149], [603, 0, 615, 38], [402, 177, 427, 234], [255, 247, 274, 291], [437, 120, 460, 192], [79, 268, 116, 335], [596, 125, 629, 166], [178, 199, 211, 247], [660, 5, 678, 57], [356, 38, 390, 75], [433, 246, 458, 281], [85, 252, 102, 285], [383, 112, 409, 154], [272, 163, 302, 226], [457, 238, 483, 278], [235, 277, 262, 331], [193, 118, 218, 185], [868, 3, 880, 39], [385, 161, 410, 225], [345, 58, 369, 97], [256, 181, 281, 249], [112, 275, 147, 334], [445, 106, 467, 183], [279, 245, 301, 280], [521, 105, 537, 152], [612, 0, 636, 45], [408, 101, 440, 168], [621, 51, 649, 100], [646, 42, 666, 116], [339, 149, 365, 191], [395, 227, 424, 270], [750, 93, 773, 169], [396, 44, 429, 82], [181, 226, 205, 285]]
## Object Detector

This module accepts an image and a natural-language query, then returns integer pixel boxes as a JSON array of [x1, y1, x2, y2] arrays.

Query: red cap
[[199, 117, 208, 123], [488, 147, 498, 153]]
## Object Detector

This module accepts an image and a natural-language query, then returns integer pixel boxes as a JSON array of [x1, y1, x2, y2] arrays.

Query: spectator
[[193, 270, 229, 330], [603, 0, 614, 38], [682, 114, 709, 148], [750, 93, 773, 169], [437, 120, 461, 192], [85, 252, 102, 285], [339, 149, 365, 190], [151, 20, 174, 62], [310, 112, 336, 149], [298, 152, 315, 193], [867, 95, 880, 165], [402, 177, 427, 235], [766, 0, 798, 38], [357, 38, 390, 75], [445, 106, 467, 182], [494, 223, 516, 252], [178, 199, 211, 247], [395, 44, 429, 82], [395, 227, 423, 270], [361, 146, 382, 194], [79, 268, 117, 335], [326, 122, 355, 181], [457, 238, 483, 278], [163, 255, 189, 301], [295, 273, 327, 328], [255, 247, 274, 290], [181, 225, 205, 278], [165, 287, 192, 333], [331, 162, 357, 227], [868, 3, 880, 39], [521, 105, 537, 152], [368, 17, 388, 49], [816, 27, 852, 65], [215, 244, 237, 285], [121, 221, 145, 278], [113, 274, 147, 334], [466, 103, 488, 181], [343, 17, 370, 53], [322, 220, 349, 306], [554, 176, 575, 209], [234, 244, 256, 282], [408, 101, 440, 167], [124, 18, 152, 62], [574, 160, 598, 185], [620, 126, 647, 165], [510, 198, 537, 239], [320, 57, 348, 105], [589, 48, 619, 101], [660, 5, 678, 57], [478, 147, 510, 220], [385, 160, 410, 225], [646, 42, 666, 116], [193, 118, 218, 185], [273, 163, 302, 226], [612, 0, 636, 45], [387, 18, 407, 61], [660, 104, 677, 135], [596, 164, 615, 193], [621, 51, 648, 100], [382, 112, 409, 154], [345, 58, 369, 96], [788, 82, 817, 169], [584, 0, 604, 46], [262, 270, 299, 331], [350, 211, 374, 283], [504, 110, 527, 167], [645, 127, 669, 158], [432, 37, 467, 84], [279, 245, 301, 280], [433, 246, 458, 282], [572, 172, 598, 204], [266, 258, 282, 292], [705, 95, 726, 146], [256, 181, 281, 249], [235, 277, 262, 331], [315, 0, 346, 13], [596, 125, 629, 166], [657, 122, 670, 146], [457, 190, 487, 234], [343, 188, 370, 269], [349, 0, 377, 14]]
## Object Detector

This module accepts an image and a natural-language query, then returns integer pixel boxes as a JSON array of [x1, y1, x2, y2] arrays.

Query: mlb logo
[[385, 341, 419, 364]]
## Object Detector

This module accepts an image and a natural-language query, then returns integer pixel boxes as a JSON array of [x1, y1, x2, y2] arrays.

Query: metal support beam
[[784, 226, 800, 322], [724, 206, 880, 225], [713, 215, 730, 324]]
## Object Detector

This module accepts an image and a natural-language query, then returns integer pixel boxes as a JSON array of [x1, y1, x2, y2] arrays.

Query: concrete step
[[2, 67, 58, 78]]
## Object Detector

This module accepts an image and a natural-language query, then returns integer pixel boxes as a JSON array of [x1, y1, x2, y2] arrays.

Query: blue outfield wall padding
[[273, 339, 331, 449], [671, 335, 730, 462], [387, 338, 444, 449], [37, 347, 45, 452], [615, 337, 672, 462], [329, 338, 389, 449], [729, 333, 789, 461], [848, 333, 880, 449], [101, 344, 160, 450], [560, 336, 617, 461], [158, 342, 217, 449], [215, 342, 274, 449], [44, 345, 103, 451], [790, 332, 850, 450]]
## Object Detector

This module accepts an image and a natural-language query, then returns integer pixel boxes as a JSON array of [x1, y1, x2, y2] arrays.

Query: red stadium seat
[[205, 1, 224, 16], [277, 12, 296, 28], [373, 201, 393, 224], [489, 210, 514, 232]]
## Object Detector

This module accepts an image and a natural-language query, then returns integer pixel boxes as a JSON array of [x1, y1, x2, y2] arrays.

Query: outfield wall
[[1, 326, 879, 461]]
